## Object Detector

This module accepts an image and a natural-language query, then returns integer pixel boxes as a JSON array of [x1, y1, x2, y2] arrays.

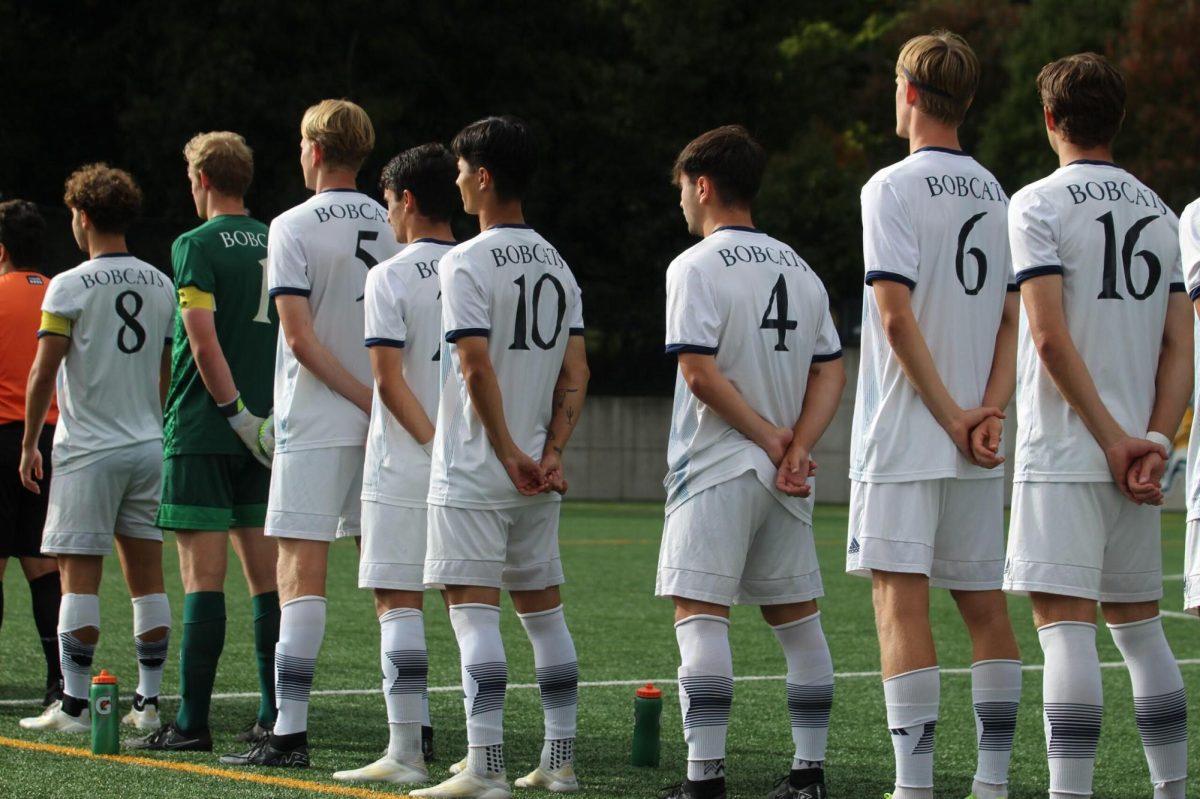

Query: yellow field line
[[0, 736, 409, 798]]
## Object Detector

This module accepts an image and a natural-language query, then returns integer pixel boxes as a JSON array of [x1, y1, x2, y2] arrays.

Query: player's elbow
[[681, 366, 711, 399], [879, 311, 912, 348], [563, 358, 590, 389], [1031, 328, 1068, 363]]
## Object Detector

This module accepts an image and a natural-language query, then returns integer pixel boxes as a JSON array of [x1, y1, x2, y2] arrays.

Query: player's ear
[[1043, 107, 1057, 132], [695, 175, 712, 204], [476, 165, 492, 192], [402, 189, 417, 213], [905, 81, 920, 106], [310, 141, 325, 168], [198, 169, 213, 190]]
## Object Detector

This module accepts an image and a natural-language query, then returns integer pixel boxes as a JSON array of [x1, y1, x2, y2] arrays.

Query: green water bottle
[[631, 682, 662, 767], [90, 669, 119, 754]]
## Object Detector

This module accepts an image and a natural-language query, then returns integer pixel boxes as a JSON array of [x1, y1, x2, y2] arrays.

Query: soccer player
[[656, 126, 845, 799], [0, 199, 63, 707], [220, 100, 399, 768], [1005, 53, 1191, 799], [1182, 198, 1200, 619], [18, 164, 175, 733], [411, 116, 589, 799], [846, 32, 1022, 799], [331, 143, 458, 786], [127, 132, 280, 753]]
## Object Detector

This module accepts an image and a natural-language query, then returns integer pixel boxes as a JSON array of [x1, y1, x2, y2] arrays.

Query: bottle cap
[[636, 682, 661, 698], [92, 669, 118, 685]]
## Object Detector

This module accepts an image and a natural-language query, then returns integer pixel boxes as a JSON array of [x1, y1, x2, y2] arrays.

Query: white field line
[[1163, 574, 1185, 581], [3, 658, 1199, 708]]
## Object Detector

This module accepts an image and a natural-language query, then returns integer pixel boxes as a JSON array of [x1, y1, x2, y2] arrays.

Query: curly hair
[[63, 163, 142, 234]]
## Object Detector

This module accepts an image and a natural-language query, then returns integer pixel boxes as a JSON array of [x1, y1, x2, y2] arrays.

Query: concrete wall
[[568, 347, 1189, 511]]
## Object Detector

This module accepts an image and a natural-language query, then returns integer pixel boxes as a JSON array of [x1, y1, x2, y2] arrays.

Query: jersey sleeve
[[171, 234, 215, 293], [364, 267, 407, 348], [267, 217, 310, 297], [568, 275, 585, 336], [664, 260, 721, 355], [861, 179, 919, 288], [39, 274, 81, 337], [1009, 189, 1063, 285], [1182, 203, 1200, 299], [812, 288, 842, 362], [441, 250, 490, 341]]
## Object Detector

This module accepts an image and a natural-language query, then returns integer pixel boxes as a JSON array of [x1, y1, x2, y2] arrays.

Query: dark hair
[[1037, 53, 1126, 148], [379, 143, 460, 223], [672, 125, 766, 208], [451, 116, 536, 201], [63, 163, 143, 233], [0, 200, 47, 268]]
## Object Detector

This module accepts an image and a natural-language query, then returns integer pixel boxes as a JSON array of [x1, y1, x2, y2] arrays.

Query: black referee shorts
[[0, 421, 54, 558]]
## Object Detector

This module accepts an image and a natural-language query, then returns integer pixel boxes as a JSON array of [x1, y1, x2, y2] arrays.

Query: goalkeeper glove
[[219, 394, 272, 468]]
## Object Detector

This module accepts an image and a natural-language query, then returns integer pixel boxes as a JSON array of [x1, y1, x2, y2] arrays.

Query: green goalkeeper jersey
[[163, 214, 278, 456]]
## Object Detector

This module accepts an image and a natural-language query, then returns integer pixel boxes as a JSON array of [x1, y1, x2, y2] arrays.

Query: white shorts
[[265, 447, 364, 542], [1005, 481, 1162, 602], [360, 500, 426, 590], [424, 501, 563, 591], [656, 471, 823, 606], [42, 441, 163, 555], [1183, 520, 1199, 615], [846, 478, 1004, 590]]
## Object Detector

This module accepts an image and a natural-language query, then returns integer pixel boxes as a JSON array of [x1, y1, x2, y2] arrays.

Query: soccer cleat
[[515, 763, 579, 792], [19, 700, 89, 732], [219, 739, 310, 768], [236, 721, 273, 744], [332, 754, 429, 784], [126, 722, 213, 752], [658, 782, 727, 799], [122, 694, 160, 730], [423, 724, 436, 761], [410, 768, 511, 798], [767, 774, 828, 798], [449, 755, 468, 774]]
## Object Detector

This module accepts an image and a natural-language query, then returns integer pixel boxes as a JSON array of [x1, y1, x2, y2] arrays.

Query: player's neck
[[405, 218, 455, 244], [313, 168, 358, 193], [1055, 141, 1116, 167], [702, 209, 754, 237], [205, 193, 247, 220], [478, 198, 525, 231], [86, 232, 129, 259], [906, 117, 962, 154]]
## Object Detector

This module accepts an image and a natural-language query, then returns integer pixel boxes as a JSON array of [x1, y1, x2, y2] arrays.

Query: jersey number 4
[[761, 275, 798, 351]]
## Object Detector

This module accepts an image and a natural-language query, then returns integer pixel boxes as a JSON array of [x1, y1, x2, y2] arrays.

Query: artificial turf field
[[0, 501, 1196, 799]]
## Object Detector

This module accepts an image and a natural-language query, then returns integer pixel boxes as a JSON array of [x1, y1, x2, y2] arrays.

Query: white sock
[[971, 658, 1021, 791], [884, 666, 939, 797], [519, 604, 578, 770], [1039, 621, 1103, 797], [451, 603, 506, 777], [58, 593, 100, 705], [676, 614, 732, 783], [772, 613, 833, 769], [131, 593, 171, 700], [381, 607, 426, 763], [1108, 616, 1188, 798], [273, 596, 326, 737]]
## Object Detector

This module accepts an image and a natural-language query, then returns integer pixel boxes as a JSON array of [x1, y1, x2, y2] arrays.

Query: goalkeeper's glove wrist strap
[[217, 394, 245, 418]]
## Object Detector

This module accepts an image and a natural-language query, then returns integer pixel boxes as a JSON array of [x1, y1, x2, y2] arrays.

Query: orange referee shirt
[[0, 270, 57, 425]]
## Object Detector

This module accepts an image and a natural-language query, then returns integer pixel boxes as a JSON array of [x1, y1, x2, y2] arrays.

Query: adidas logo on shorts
[[847, 538, 860, 555]]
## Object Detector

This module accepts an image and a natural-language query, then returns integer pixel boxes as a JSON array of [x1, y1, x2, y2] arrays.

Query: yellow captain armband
[[178, 286, 216, 311], [38, 311, 71, 338]]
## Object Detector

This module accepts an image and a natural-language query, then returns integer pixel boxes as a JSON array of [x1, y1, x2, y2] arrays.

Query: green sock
[[252, 591, 280, 726], [175, 591, 226, 733]]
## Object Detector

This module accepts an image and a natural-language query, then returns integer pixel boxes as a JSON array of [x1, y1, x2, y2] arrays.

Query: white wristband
[[1146, 431, 1172, 452]]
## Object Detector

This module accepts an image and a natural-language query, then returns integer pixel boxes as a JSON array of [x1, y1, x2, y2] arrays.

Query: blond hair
[[301, 99, 375, 171], [184, 131, 254, 197], [897, 30, 980, 126]]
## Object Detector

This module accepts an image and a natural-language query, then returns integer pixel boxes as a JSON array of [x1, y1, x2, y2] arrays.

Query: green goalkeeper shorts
[[156, 451, 271, 532]]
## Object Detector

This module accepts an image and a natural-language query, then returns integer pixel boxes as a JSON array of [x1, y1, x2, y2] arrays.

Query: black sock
[[270, 730, 307, 750], [0, 579, 5, 634], [132, 692, 158, 711], [61, 694, 87, 716], [685, 777, 726, 799], [790, 767, 824, 789], [29, 572, 62, 686]]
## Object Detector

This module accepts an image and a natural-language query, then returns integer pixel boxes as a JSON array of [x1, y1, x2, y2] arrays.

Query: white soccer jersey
[[1180, 198, 1200, 522], [268, 189, 400, 452], [362, 238, 451, 508], [1010, 161, 1183, 482], [427, 225, 584, 510], [850, 148, 1011, 482], [664, 226, 841, 522], [39, 254, 175, 472]]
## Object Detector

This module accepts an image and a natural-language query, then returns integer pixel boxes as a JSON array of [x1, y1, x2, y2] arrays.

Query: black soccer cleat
[[236, 720, 273, 744], [659, 780, 727, 799], [767, 773, 828, 799], [421, 725, 435, 761], [219, 738, 309, 768], [126, 722, 213, 752]]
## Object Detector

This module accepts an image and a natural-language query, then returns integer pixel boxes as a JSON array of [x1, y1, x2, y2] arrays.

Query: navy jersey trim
[[1007, 283, 1020, 292], [713, 225, 761, 234], [36, 331, 69, 339], [1014, 265, 1065, 285], [365, 337, 405, 348], [268, 287, 311, 298], [317, 188, 363, 194], [569, 327, 586, 337], [1067, 159, 1120, 169], [914, 146, 969, 157], [812, 349, 843, 363], [412, 238, 458, 246], [1190, 285, 1200, 302], [487, 223, 532, 230], [94, 252, 133, 259], [665, 343, 718, 355], [865, 270, 916, 290], [1169, 282, 1186, 294], [446, 327, 489, 342]]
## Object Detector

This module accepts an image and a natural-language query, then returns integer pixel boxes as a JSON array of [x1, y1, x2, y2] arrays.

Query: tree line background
[[2, 0, 1197, 394]]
